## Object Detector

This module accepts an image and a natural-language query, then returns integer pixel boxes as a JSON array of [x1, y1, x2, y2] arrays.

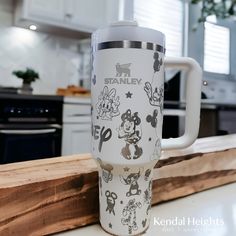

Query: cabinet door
[[69, 0, 107, 31], [27, 0, 65, 21], [62, 124, 91, 155]]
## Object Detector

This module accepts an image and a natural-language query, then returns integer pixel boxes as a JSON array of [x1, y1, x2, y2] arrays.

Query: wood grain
[[0, 134, 236, 236]]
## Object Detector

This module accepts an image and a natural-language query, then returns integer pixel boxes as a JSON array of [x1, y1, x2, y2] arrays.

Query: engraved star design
[[124, 167, 130, 172], [109, 223, 112, 228], [125, 91, 133, 98]]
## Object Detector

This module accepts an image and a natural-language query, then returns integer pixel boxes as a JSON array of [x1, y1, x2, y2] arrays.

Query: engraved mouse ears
[[153, 52, 159, 59], [121, 109, 141, 125], [121, 109, 132, 121], [111, 192, 118, 199], [132, 112, 141, 125], [105, 190, 118, 200]]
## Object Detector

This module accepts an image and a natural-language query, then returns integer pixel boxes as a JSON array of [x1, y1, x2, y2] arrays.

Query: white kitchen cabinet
[[65, 0, 107, 31], [62, 123, 91, 155], [62, 98, 91, 155], [27, 0, 65, 22], [15, 0, 119, 34]]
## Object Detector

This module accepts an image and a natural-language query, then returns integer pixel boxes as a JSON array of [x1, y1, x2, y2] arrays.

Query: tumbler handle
[[162, 57, 202, 150]]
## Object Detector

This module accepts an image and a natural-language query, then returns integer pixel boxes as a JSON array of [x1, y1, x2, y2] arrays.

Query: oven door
[[0, 124, 62, 164]]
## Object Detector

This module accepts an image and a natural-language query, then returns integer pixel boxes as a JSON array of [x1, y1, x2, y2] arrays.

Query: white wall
[[0, 0, 83, 95], [188, 3, 236, 79], [186, 3, 236, 103]]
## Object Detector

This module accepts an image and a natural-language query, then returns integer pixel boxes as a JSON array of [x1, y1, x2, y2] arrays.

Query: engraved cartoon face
[[96, 86, 120, 120], [101, 98, 112, 112], [121, 109, 141, 134], [128, 199, 141, 212], [123, 120, 135, 133], [125, 172, 140, 184]]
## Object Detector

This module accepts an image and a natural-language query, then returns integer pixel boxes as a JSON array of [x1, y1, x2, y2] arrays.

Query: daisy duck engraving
[[118, 109, 143, 160], [121, 198, 142, 234], [120, 169, 142, 197], [96, 86, 120, 120]]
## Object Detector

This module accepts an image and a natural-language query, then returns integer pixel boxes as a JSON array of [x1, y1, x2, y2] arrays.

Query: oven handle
[[0, 129, 57, 135]]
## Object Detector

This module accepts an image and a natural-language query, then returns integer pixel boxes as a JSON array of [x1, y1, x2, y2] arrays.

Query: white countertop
[[56, 183, 236, 236], [63, 96, 91, 104]]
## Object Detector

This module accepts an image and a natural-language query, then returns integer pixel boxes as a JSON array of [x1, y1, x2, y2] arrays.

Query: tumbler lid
[[92, 20, 165, 48]]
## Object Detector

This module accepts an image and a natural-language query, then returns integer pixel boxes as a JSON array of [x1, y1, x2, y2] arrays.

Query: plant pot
[[19, 82, 33, 94]]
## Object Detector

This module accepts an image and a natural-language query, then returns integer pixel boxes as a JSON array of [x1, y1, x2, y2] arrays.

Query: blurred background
[[0, 0, 236, 163]]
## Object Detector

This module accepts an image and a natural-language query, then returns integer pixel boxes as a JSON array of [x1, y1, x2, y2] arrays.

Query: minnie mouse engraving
[[121, 198, 142, 234], [96, 86, 120, 120], [120, 169, 142, 197], [118, 109, 143, 160]]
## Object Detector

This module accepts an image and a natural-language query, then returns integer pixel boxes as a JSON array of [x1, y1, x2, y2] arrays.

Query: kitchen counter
[[56, 182, 236, 236], [0, 93, 63, 101], [63, 96, 91, 104]]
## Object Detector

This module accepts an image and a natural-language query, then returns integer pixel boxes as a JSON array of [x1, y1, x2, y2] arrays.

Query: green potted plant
[[192, 0, 236, 23], [12, 68, 39, 94]]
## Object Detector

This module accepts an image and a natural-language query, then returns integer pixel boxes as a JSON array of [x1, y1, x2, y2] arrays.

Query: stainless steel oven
[[0, 94, 63, 164]]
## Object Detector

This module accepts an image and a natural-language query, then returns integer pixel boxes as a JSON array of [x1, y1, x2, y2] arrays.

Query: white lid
[[92, 21, 165, 47]]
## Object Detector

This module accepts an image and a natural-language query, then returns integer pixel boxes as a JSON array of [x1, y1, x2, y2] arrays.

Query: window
[[204, 22, 230, 74], [133, 0, 184, 57]]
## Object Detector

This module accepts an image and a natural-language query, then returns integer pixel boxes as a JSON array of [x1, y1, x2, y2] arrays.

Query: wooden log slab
[[0, 134, 236, 236]]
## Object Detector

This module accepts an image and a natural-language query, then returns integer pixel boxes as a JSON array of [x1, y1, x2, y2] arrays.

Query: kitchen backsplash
[[201, 77, 236, 103], [0, 27, 92, 94]]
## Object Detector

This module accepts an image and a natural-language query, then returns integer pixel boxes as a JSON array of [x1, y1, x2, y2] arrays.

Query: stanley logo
[[104, 63, 142, 85]]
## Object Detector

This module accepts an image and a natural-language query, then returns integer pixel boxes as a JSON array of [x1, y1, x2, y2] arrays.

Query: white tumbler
[[91, 21, 202, 235]]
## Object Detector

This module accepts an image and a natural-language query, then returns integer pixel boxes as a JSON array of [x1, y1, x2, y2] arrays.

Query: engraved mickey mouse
[[118, 109, 143, 160], [105, 190, 117, 215], [146, 109, 158, 128], [153, 52, 163, 73]]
